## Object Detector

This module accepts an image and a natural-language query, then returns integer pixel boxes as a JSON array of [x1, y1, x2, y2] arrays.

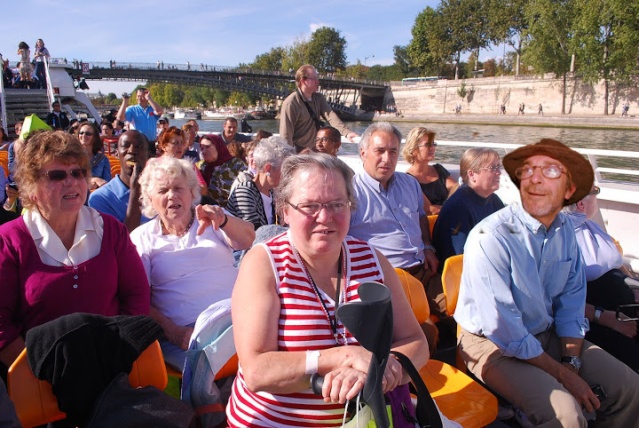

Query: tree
[[392, 45, 413, 76], [439, 0, 496, 76], [571, 0, 639, 114], [488, 0, 528, 75], [306, 27, 347, 73], [281, 38, 309, 73], [522, 0, 575, 113], [407, 7, 453, 76], [251, 47, 286, 71]]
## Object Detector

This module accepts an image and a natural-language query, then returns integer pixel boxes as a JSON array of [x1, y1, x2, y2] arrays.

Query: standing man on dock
[[279, 64, 357, 152], [117, 88, 164, 156]]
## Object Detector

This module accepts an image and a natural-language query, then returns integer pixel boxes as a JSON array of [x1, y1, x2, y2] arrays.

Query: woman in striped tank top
[[226, 153, 429, 427]]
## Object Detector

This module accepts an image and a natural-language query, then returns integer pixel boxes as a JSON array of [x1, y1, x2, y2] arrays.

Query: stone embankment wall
[[387, 75, 638, 116]]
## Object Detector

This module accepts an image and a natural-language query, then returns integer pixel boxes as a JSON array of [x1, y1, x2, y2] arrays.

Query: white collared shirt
[[24, 206, 104, 267]]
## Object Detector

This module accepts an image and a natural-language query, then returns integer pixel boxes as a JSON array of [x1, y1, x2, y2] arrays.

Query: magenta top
[[0, 214, 150, 352]]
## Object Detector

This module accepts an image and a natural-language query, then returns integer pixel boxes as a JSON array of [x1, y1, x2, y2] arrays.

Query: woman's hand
[[89, 177, 107, 190], [600, 310, 637, 339], [165, 324, 194, 350], [321, 366, 367, 404], [195, 203, 227, 234], [382, 356, 404, 393]]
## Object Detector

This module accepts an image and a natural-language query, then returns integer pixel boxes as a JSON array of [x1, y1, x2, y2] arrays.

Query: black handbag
[[87, 373, 195, 428], [391, 351, 443, 428]]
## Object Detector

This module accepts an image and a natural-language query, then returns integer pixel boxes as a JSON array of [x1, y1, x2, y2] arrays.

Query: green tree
[[488, 0, 528, 75], [522, 0, 575, 113], [281, 38, 309, 73], [439, 0, 496, 76], [306, 27, 347, 73], [571, 0, 639, 114], [407, 7, 452, 76], [251, 47, 286, 71]]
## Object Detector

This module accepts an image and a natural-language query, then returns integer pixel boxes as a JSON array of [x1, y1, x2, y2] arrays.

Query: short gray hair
[[275, 153, 356, 215], [138, 156, 201, 218], [253, 136, 295, 172], [358, 122, 402, 152], [460, 148, 501, 184]]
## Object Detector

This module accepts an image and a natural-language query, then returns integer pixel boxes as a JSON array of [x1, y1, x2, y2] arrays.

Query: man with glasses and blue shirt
[[455, 139, 639, 426]]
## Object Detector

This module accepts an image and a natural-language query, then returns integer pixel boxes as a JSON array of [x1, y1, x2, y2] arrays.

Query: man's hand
[[346, 132, 359, 143], [424, 248, 439, 274], [558, 365, 601, 413]]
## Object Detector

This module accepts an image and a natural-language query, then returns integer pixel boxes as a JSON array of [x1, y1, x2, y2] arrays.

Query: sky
[[1, 0, 504, 94]]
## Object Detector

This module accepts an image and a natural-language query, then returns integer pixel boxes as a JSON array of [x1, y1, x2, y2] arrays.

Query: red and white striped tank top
[[226, 232, 385, 427]]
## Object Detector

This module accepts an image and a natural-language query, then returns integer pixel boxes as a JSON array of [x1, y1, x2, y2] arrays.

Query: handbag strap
[[390, 351, 443, 428], [297, 90, 325, 130]]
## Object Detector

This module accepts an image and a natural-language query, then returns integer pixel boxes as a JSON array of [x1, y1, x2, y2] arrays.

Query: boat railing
[[43, 58, 56, 108], [0, 63, 7, 135]]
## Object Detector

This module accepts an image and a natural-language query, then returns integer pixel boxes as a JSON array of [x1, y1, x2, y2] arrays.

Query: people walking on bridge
[[117, 87, 164, 157], [279, 64, 358, 152]]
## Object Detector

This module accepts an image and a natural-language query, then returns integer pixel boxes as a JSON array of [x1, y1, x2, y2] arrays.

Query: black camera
[[122, 92, 130, 99], [8, 182, 18, 191]]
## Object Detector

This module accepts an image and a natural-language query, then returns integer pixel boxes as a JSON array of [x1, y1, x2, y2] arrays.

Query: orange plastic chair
[[394, 267, 497, 427], [0, 151, 8, 177], [105, 154, 120, 177], [442, 254, 464, 316], [427, 214, 438, 237], [8, 340, 168, 428]]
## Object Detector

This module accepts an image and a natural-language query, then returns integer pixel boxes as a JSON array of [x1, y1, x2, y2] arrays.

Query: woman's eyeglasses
[[480, 165, 502, 173], [418, 143, 437, 149], [78, 131, 94, 136], [588, 186, 601, 196], [287, 200, 351, 217], [43, 168, 87, 182], [515, 164, 566, 180]]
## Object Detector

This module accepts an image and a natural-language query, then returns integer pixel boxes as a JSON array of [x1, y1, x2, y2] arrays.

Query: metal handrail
[[0, 55, 7, 135], [44, 57, 55, 108]]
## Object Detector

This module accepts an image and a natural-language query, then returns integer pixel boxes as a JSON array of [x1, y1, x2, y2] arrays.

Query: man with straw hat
[[454, 139, 639, 426]]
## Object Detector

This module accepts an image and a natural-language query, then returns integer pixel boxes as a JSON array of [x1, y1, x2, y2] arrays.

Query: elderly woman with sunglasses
[[78, 122, 111, 190], [403, 127, 458, 214], [0, 131, 150, 373]]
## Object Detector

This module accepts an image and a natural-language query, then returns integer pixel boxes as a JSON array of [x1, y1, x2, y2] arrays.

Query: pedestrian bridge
[[64, 60, 388, 119]]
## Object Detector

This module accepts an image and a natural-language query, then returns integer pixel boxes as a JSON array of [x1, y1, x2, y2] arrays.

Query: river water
[[170, 118, 639, 171]]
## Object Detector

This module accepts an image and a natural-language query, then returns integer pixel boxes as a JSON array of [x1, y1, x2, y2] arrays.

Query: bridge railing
[[61, 59, 389, 87]]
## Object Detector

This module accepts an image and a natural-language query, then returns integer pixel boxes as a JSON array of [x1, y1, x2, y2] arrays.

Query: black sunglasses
[[43, 168, 88, 182]]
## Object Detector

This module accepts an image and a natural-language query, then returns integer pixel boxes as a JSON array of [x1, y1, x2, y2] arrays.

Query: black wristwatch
[[561, 356, 582, 371]]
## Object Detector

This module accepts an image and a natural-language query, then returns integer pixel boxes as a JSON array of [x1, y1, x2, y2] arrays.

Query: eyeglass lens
[[44, 169, 87, 181]]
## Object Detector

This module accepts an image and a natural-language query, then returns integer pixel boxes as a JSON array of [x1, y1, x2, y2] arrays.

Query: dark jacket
[[26, 313, 162, 427], [46, 111, 70, 130]]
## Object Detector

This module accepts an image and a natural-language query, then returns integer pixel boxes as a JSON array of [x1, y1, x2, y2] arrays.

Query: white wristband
[[305, 350, 320, 375]]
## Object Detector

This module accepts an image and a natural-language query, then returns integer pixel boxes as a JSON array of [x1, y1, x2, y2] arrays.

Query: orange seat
[[0, 151, 8, 177], [427, 214, 438, 237], [106, 154, 120, 177], [442, 254, 464, 316], [394, 266, 497, 427], [8, 340, 168, 428]]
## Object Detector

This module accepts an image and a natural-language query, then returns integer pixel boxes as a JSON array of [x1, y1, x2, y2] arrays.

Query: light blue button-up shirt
[[454, 203, 589, 360], [349, 171, 426, 269]]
